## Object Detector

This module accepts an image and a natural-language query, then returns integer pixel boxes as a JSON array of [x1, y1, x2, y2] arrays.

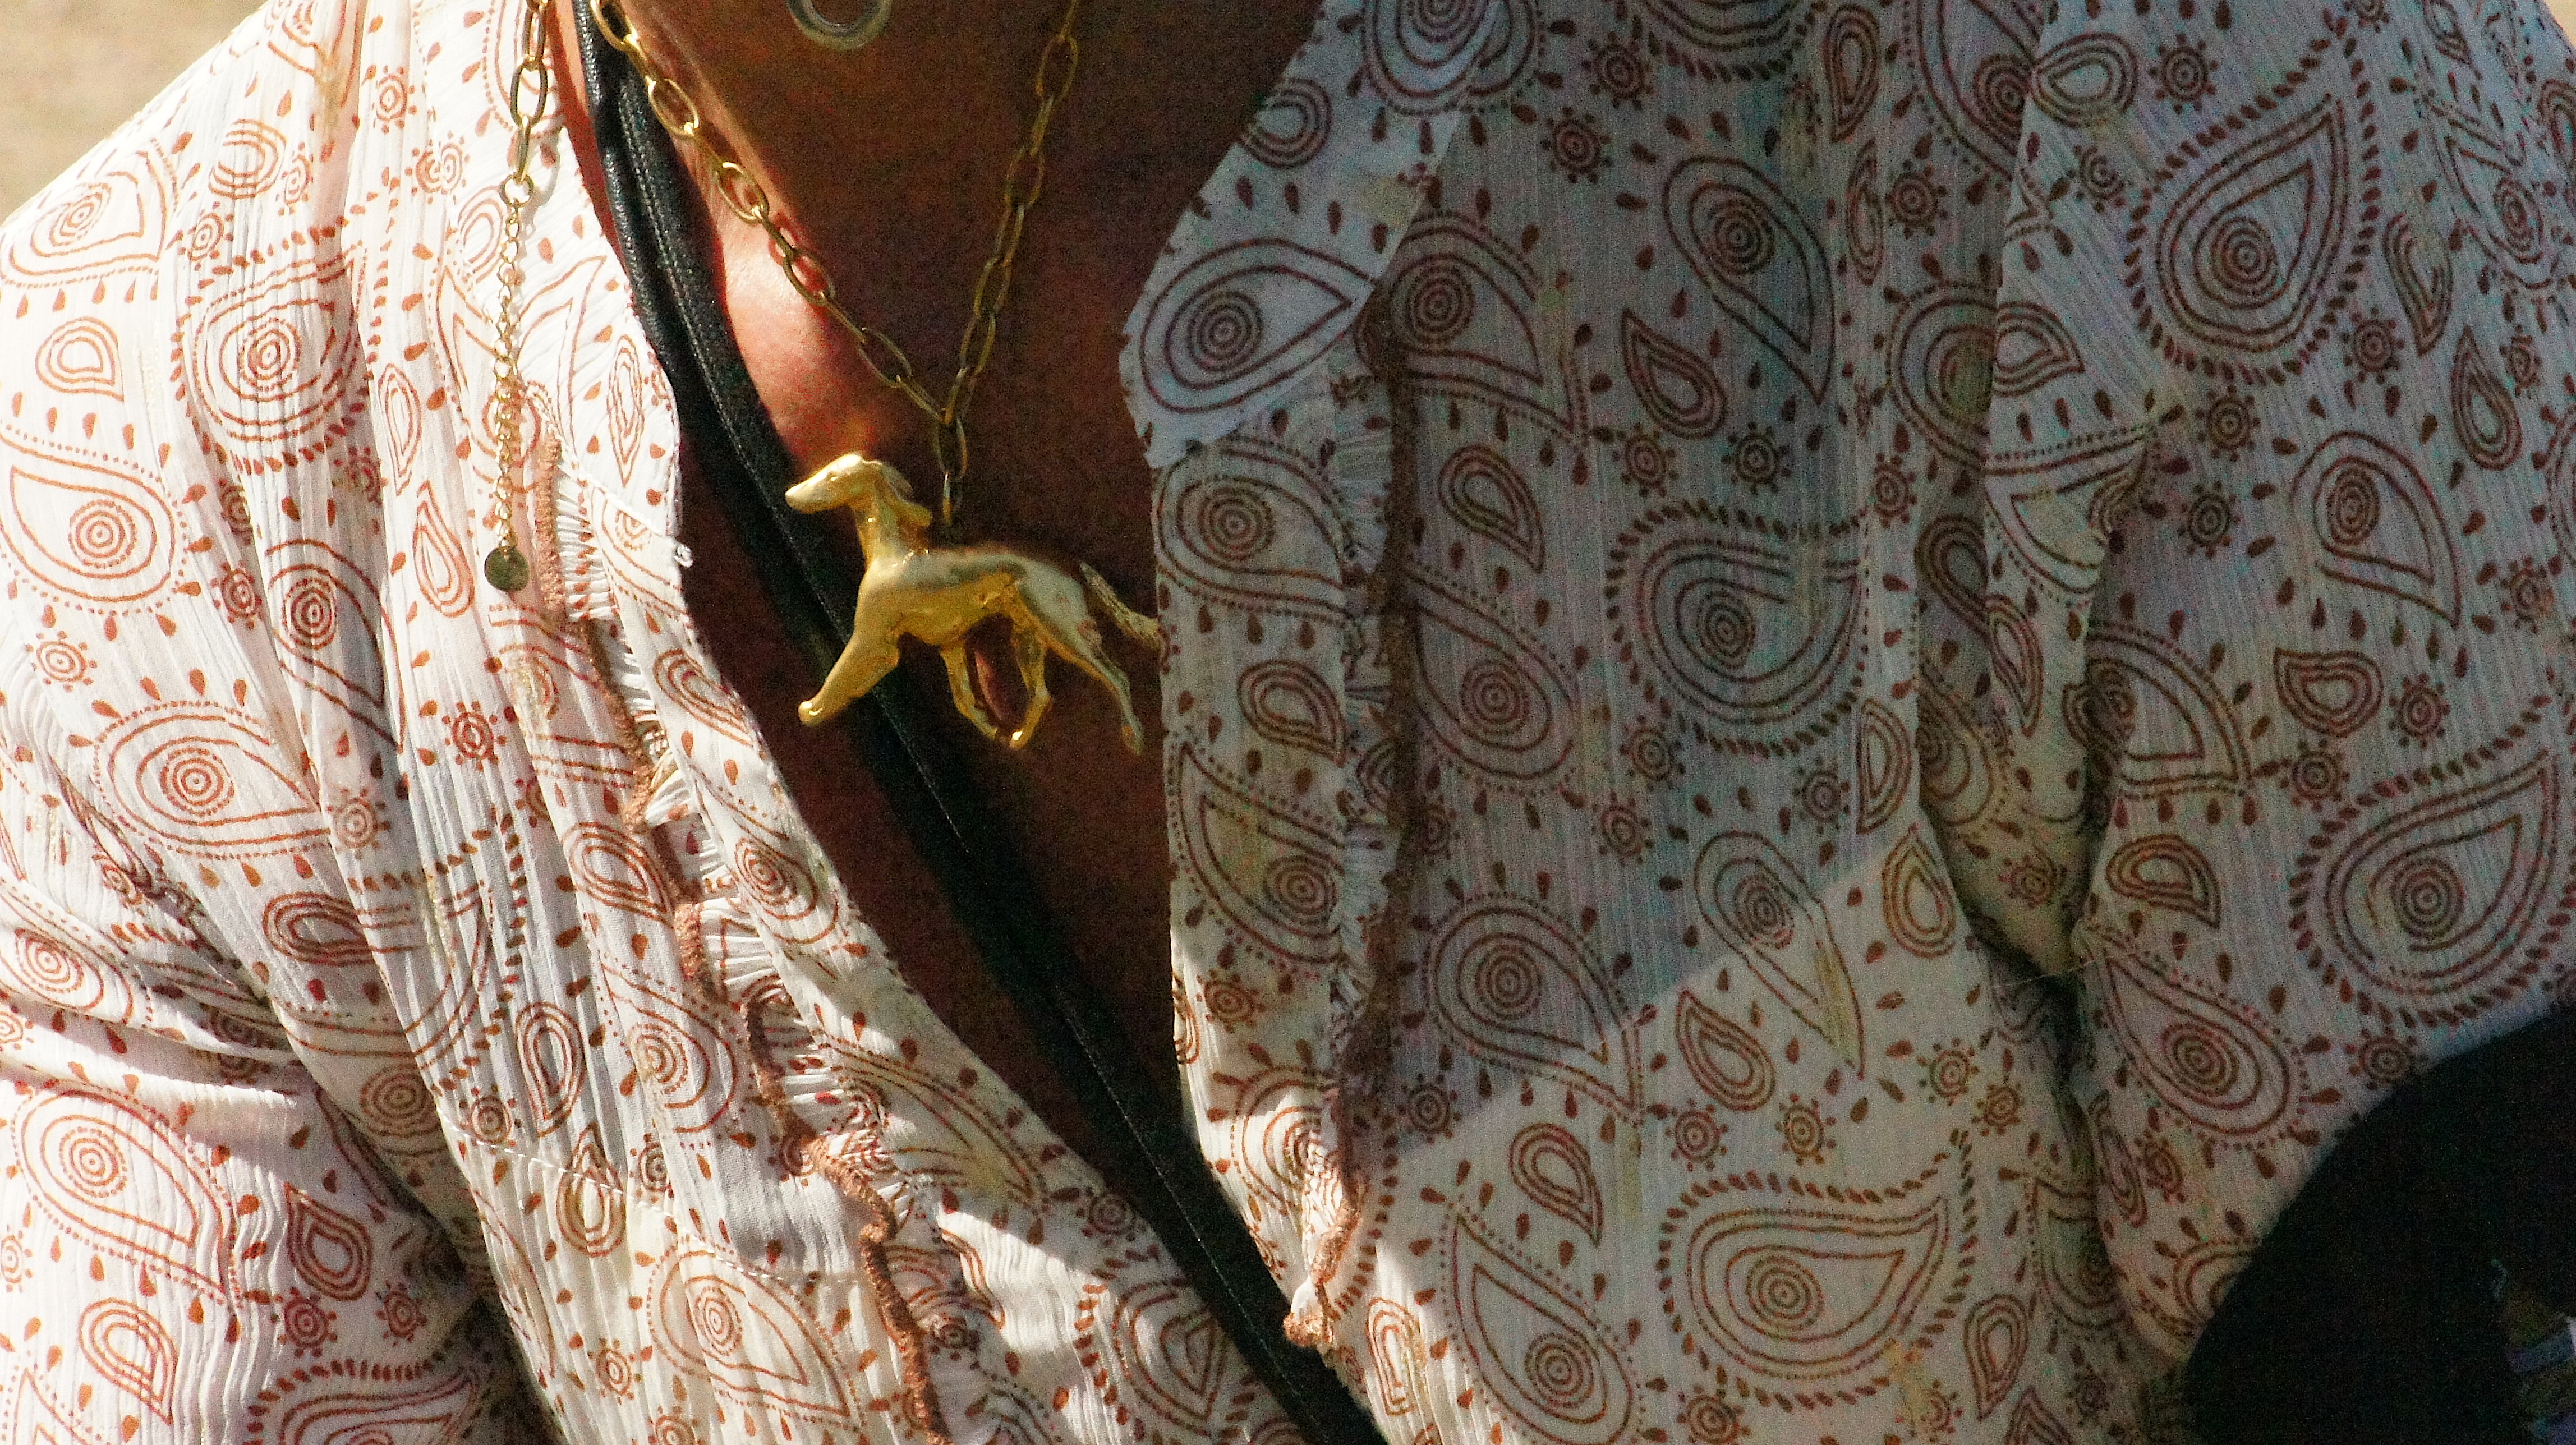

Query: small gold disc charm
[[484, 542, 532, 593]]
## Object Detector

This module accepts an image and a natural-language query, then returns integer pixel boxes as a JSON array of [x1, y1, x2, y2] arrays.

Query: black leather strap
[[571, 17, 1386, 1444]]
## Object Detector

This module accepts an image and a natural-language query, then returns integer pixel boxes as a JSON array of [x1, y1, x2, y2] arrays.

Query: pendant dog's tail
[[1079, 562, 1163, 649]]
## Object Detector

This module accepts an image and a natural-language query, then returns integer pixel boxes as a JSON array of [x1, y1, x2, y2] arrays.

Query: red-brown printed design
[[1143, 0, 2576, 1437]]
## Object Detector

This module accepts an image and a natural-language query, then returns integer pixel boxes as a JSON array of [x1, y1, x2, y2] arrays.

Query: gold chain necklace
[[590, 0, 1078, 530], [486, 0, 1161, 754], [482, 0, 559, 595]]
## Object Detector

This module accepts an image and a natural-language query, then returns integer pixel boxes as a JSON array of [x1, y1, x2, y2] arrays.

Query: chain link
[[486, 0, 559, 592], [588, 0, 1084, 530]]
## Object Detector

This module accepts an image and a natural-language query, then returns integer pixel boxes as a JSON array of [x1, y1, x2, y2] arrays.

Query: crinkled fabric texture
[[5, 0, 2576, 1443], [1140, 0, 2576, 1440], [0, 3, 1312, 1444]]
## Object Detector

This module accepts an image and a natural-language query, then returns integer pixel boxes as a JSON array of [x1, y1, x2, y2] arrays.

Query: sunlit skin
[[544, 0, 1316, 1159]]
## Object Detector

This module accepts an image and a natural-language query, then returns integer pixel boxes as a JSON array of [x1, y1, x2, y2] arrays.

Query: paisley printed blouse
[[8, 0, 2576, 1441]]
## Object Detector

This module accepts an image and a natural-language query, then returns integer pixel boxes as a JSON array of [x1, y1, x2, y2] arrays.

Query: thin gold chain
[[587, 0, 1085, 531], [485, 0, 559, 593]]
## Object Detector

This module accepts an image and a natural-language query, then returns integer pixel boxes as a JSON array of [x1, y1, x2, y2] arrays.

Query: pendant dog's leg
[[1005, 624, 1054, 749], [1050, 618, 1143, 754], [940, 641, 1002, 741], [799, 633, 901, 726]]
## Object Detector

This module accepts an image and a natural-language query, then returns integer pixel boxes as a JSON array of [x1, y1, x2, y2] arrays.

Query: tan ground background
[[2, 0, 264, 217], [8, 0, 2576, 214]]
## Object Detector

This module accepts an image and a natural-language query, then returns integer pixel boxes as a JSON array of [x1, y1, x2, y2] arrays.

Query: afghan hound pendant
[[784, 452, 1161, 752]]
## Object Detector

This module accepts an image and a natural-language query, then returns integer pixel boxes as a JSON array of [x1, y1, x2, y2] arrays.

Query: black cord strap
[[571, 17, 1387, 1444]]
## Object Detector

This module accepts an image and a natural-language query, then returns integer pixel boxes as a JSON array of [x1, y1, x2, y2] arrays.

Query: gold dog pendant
[[783, 452, 1161, 752]]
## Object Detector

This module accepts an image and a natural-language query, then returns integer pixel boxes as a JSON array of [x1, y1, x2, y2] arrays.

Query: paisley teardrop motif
[[2312, 750, 2562, 1002], [33, 317, 122, 399], [1853, 697, 1915, 835], [94, 702, 330, 861], [1662, 1178, 1952, 1385], [1915, 512, 1989, 637], [1892, 287, 1995, 465], [1134, 240, 1371, 416], [2384, 211, 2453, 356], [1990, 301, 2086, 397], [408, 485, 475, 620], [1, 922, 137, 1023], [187, 249, 362, 454], [1619, 309, 1726, 439], [1610, 502, 1864, 753], [2092, 1094, 2149, 1227], [283, 1185, 374, 1299], [2103, 834, 2223, 927], [832, 1048, 1047, 1209], [1673, 989, 1776, 1111], [264, 539, 392, 740], [2432, 114, 2556, 285], [1510, 1122, 1606, 1245], [1630, 0, 1808, 57], [2542, 79, 2576, 176], [1173, 744, 1343, 967], [2449, 328, 2523, 471], [262, 1370, 485, 1445], [1987, 592, 2044, 735], [1823, 6, 1879, 139], [2290, 431, 2462, 625], [1090, 1267, 1233, 1438], [1917, 682, 1998, 828], [2273, 649, 2383, 738], [1378, 215, 1572, 432], [1364, 1298, 1441, 1439], [2135, 95, 2356, 379], [1437, 443, 1547, 569], [1427, 896, 1637, 1113], [597, 966, 742, 1134], [2421, 0, 2473, 62], [1986, 426, 2152, 596], [565, 821, 673, 919], [77, 1301, 176, 1423], [1846, 142, 1885, 284], [2066, 624, 2252, 797], [1, 152, 168, 279], [1451, 1219, 1634, 1442], [554, 1122, 627, 1257], [1157, 441, 1345, 620], [16, 1085, 235, 1298], [1692, 831, 1865, 1066], [1964, 1292, 2031, 1419], [1414, 575, 1576, 784], [1226, 1075, 1325, 1219], [2097, 949, 2299, 1141], [650, 1244, 862, 1426], [2033, 1175, 2127, 1329], [1, 452, 177, 610], [1883, 826, 1960, 957], [512, 1001, 586, 1136], [2028, 33, 2138, 126], [654, 647, 758, 746], [1238, 657, 1346, 758], [1663, 158, 1834, 401], [1912, 0, 2043, 173]]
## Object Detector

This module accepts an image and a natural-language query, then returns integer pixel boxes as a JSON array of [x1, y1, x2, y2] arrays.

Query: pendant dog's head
[[786, 452, 935, 532]]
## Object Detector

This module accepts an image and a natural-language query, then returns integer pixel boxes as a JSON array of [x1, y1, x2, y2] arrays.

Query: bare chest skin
[[552, 1, 1318, 1157]]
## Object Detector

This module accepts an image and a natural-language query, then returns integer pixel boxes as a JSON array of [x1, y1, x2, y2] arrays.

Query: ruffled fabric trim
[[532, 473, 968, 1444]]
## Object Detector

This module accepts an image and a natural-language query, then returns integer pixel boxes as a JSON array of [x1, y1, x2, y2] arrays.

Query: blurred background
[[9, 0, 2576, 215], [1, 0, 263, 215]]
